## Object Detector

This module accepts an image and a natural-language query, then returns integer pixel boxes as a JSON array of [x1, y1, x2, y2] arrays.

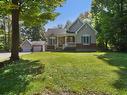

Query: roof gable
[[67, 18, 83, 33], [21, 40, 32, 47], [76, 22, 98, 35]]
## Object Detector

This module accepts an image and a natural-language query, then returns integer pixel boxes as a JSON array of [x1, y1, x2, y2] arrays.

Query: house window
[[81, 35, 91, 45]]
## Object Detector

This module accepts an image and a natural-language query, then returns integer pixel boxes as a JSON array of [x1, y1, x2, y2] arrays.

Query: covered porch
[[47, 33, 76, 50], [57, 35, 76, 49]]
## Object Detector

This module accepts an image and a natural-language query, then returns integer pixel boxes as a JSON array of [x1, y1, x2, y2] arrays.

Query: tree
[[57, 24, 63, 29], [64, 20, 72, 29], [0, 0, 65, 61], [0, 15, 11, 51], [20, 25, 46, 41], [91, 0, 127, 51]]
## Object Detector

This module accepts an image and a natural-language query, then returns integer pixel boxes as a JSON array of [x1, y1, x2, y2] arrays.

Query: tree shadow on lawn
[[0, 59, 45, 95], [97, 53, 127, 90]]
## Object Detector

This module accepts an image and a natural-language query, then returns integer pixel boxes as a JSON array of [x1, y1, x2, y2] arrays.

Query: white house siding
[[75, 24, 96, 44], [21, 41, 32, 52]]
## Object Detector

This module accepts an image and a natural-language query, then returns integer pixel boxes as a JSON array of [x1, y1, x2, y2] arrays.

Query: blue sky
[[45, 0, 92, 30]]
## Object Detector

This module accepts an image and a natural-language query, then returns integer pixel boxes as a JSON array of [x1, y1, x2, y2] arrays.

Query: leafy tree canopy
[[91, 0, 127, 51], [0, 0, 65, 26], [0, 0, 65, 61]]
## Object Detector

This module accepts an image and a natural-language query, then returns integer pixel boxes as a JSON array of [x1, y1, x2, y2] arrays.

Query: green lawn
[[0, 52, 127, 95]]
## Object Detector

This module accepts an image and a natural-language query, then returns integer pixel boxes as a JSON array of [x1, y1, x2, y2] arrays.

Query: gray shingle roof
[[45, 28, 66, 36], [67, 18, 83, 33]]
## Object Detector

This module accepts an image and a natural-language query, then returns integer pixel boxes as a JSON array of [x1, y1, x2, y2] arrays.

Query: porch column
[[57, 36, 59, 47], [65, 36, 67, 46]]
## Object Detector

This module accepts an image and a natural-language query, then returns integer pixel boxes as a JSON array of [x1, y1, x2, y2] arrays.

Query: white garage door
[[33, 46, 42, 52]]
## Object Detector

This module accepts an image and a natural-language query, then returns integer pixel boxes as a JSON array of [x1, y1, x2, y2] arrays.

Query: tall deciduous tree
[[0, 0, 65, 61], [11, 0, 19, 60], [91, 0, 127, 51]]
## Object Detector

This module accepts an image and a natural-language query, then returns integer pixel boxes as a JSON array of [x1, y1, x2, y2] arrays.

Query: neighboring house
[[45, 17, 97, 51], [21, 40, 46, 52]]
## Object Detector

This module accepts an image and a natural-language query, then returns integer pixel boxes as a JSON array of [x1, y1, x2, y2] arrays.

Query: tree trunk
[[7, 15, 11, 51], [10, 0, 20, 61]]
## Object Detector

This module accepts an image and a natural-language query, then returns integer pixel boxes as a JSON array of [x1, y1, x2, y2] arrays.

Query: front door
[[58, 37, 65, 47]]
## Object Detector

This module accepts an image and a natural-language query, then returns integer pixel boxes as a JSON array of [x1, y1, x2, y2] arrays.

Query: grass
[[0, 52, 127, 95]]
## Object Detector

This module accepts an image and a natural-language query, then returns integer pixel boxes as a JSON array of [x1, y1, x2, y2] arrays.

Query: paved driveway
[[0, 52, 31, 61]]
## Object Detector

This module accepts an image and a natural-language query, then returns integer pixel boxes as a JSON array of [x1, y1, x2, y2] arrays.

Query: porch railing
[[63, 42, 76, 49]]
